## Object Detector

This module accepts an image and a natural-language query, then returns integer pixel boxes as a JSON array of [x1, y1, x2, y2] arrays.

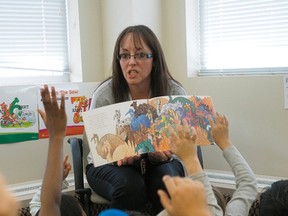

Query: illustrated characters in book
[[90, 132, 137, 163], [149, 96, 215, 149], [89, 95, 214, 163]]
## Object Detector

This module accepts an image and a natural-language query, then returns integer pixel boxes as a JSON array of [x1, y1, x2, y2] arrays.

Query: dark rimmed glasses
[[117, 53, 153, 61]]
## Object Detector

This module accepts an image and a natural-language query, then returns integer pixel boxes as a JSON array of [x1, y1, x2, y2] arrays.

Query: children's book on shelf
[[82, 95, 215, 167]]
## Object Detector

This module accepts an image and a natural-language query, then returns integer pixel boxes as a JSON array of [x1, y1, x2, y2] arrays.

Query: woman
[[85, 25, 203, 214]]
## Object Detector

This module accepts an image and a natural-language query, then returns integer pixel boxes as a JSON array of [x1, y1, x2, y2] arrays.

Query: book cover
[[82, 95, 215, 167], [0, 85, 38, 144], [38, 82, 98, 138]]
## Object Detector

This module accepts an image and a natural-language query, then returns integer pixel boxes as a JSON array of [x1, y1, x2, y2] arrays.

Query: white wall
[[0, 137, 75, 184], [160, 0, 288, 178], [101, 0, 162, 77], [1, 0, 287, 186]]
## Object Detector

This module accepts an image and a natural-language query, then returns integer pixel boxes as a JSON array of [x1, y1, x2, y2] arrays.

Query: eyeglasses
[[117, 53, 153, 61]]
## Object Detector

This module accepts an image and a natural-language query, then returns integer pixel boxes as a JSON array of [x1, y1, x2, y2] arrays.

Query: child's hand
[[63, 154, 72, 180], [158, 175, 211, 216], [0, 174, 19, 216], [208, 112, 231, 151], [168, 119, 197, 162], [38, 85, 67, 139]]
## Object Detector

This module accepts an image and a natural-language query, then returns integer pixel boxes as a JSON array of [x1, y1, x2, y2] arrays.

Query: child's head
[[60, 194, 86, 216], [36, 193, 86, 216], [259, 179, 288, 216], [99, 209, 151, 216]]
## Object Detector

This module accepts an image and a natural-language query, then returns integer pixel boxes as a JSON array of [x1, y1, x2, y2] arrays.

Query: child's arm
[[208, 112, 258, 216], [38, 85, 67, 216], [29, 154, 71, 216], [158, 120, 223, 216], [167, 120, 202, 175]]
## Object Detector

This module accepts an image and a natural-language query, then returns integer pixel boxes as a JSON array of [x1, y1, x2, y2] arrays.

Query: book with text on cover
[[82, 95, 215, 167]]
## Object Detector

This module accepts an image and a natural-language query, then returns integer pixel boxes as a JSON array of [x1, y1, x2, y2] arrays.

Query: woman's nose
[[128, 56, 137, 65]]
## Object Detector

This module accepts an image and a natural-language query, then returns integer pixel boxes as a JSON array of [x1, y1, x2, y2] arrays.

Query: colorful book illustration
[[82, 95, 215, 167]]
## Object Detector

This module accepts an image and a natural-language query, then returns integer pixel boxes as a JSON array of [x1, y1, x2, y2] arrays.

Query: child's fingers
[[167, 126, 178, 152], [63, 164, 70, 171], [183, 124, 191, 139], [63, 155, 71, 170], [60, 92, 65, 111], [162, 175, 176, 195], [207, 115, 214, 126], [157, 189, 172, 213], [168, 140, 176, 153], [176, 124, 185, 138], [50, 86, 57, 105], [63, 154, 69, 163], [214, 113, 220, 124], [167, 125, 177, 140], [37, 109, 47, 126], [42, 85, 51, 106], [191, 127, 197, 142], [182, 118, 189, 126], [223, 115, 229, 126]]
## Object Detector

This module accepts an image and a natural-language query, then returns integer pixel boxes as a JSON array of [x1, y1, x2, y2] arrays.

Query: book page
[[82, 95, 215, 167]]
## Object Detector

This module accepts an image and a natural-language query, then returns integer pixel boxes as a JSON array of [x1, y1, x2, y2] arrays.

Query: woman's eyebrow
[[119, 48, 129, 52], [119, 48, 146, 52]]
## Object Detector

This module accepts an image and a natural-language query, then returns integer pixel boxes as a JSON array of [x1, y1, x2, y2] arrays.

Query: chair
[[68, 137, 110, 216]]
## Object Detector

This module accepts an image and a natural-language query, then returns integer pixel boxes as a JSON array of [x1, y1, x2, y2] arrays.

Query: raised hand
[[38, 85, 67, 216], [158, 175, 211, 216], [207, 112, 231, 151], [38, 85, 67, 139], [167, 119, 203, 175], [167, 119, 197, 162]]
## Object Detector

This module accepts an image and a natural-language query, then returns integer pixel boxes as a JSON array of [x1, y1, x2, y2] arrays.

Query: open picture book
[[82, 95, 215, 167]]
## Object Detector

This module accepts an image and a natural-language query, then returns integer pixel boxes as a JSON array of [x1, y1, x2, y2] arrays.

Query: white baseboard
[[206, 169, 285, 193], [8, 170, 285, 208], [8, 174, 75, 208]]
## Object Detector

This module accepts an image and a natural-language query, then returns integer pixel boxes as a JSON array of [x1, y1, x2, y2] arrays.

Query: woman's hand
[[147, 150, 173, 164], [116, 150, 172, 166], [117, 155, 141, 166]]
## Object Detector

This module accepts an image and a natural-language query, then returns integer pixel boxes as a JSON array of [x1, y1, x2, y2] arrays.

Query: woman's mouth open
[[127, 70, 138, 78]]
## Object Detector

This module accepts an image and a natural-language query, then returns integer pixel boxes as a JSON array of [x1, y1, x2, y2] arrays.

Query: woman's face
[[119, 33, 153, 89]]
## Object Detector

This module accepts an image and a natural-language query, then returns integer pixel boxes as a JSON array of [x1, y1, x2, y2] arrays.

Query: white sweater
[[157, 145, 258, 216]]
